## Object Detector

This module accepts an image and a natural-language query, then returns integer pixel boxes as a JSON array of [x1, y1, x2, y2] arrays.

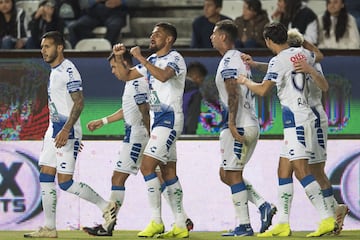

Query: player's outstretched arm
[[87, 109, 124, 131], [241, 53, 268, 73], [237, 75, 274, 96]]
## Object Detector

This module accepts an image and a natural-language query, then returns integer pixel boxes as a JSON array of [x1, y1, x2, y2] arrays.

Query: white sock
[[231, 182, 250, 225], [277, 178, 293, 224], [64, 180, 108, 211], [322, 188, 336, 217], [245, 180, 265, 208], [165, 177, 187, 228], [40, 182, 57, 230], [110, 186, 125, 215], [144, 173, 162, 224], [301, 175, 333, 220]]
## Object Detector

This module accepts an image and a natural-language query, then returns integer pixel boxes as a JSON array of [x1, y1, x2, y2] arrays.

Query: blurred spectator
[[0, 0, 27, 49], [25, 0, 64, 49], [58, 0, 81, 27], [191, 0, 231, 48], [271, 0, 318, 44], [182, 61, 208, 134], [345, 0, 360, 32], [234, 0, 269, 48], [67, 0, 127, 48], [318, 0, 360, 49]]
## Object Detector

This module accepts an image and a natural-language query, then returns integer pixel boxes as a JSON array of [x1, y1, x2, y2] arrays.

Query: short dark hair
[[42, 31, 65, 47], [187, 61, 207, 77], [263, 22, 288, 44], [244, 0, 263, 15], [215, 19, 238, 43], [207, 0, 223, 8], [156, 22, 177, 43], [107, 50, 133, 66]]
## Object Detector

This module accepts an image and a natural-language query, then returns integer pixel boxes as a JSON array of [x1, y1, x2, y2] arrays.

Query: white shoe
[[334, 204, 349, 235], [24, 227, 58, 238], [102, 201, 118, 232]]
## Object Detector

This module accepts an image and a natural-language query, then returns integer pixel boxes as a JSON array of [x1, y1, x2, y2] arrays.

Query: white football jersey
[[215, 49, 258, 128], [122, 77, 149, 127], [136, 50, 186, 129], [46, 59, 82, 139], [264, 47, 316, 127]]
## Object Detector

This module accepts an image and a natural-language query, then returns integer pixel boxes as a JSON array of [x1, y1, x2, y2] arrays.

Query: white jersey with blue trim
[[264, 47, 316, 127], [46, 59, 82, 139], [135, 50, 186, 129], [215, 49, 258, 127], [122, 76, 149, 126]]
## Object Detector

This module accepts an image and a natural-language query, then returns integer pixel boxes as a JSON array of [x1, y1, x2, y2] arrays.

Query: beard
[[44, 51, 58, 65]]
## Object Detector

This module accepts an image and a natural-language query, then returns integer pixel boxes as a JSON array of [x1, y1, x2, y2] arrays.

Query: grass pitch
[[2, 230, 358, 239]]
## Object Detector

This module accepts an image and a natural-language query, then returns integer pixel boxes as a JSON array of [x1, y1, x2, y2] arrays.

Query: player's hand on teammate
[[87, 119, 104, 131], [237, 74, 248, 85], [241, 53, 255, 67], [293, 59, 312, 74]]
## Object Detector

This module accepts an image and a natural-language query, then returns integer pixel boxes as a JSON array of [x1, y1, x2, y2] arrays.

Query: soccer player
[[82, 50, 150, 236], [24, 31, 117, 238], [111, 22, 190, 238], [237, 22, 337, 237], [210, 19, 277, 237], [241, 29, 349, 236]]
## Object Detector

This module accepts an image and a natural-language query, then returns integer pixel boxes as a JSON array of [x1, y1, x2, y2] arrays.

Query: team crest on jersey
[[149, 90, 161, 112]]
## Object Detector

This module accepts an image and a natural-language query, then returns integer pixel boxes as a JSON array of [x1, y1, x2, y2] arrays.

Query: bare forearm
[[106, 109, 124, 123], [138, 103, 150, 134], [64, 98, 83, 130], [141, 60, 174, 82]]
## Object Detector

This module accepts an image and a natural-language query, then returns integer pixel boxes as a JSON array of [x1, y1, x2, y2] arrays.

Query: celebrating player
[[111, 22, 190, 238], [24, 31, 117, 238], [237, 22, 337, 237], [210, 19, 277, 237]]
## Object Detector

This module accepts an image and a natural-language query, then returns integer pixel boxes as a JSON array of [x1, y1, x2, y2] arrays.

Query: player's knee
[[39, 173, 55, 183], [59, 179, 74, 191]]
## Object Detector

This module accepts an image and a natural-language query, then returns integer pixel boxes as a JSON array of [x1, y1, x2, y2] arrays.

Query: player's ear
[[57, 44, 64, 52]]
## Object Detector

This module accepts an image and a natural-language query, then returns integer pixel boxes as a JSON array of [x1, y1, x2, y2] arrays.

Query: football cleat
[[83, 224, 112, 237], [257, 223, 291, 237], [259, 202, 277, 233], [185, 218, 194, 231], [24, 226, 58, 238], [138, 220, 165, 238], [155, 224, 189, 238], [334, 204, 349, 235], [221, 224, 254, 237], [102, 201, 118, 232], [306, 217, 336, 237]]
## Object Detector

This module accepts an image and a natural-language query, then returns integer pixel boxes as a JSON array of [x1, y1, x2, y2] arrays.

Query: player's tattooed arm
[[225, 78, 244, 143], [55, 91, 84, 148]]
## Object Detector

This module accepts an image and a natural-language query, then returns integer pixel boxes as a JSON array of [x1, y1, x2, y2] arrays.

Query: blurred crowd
[[1, 0, 359, 50]]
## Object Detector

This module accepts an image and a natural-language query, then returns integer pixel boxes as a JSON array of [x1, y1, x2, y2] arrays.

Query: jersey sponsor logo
[[0, 147, 42, 227], [290, 52, 307, 63]]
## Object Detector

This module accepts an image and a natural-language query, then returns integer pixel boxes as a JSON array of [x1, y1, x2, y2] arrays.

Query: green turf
[[3, 230, 358, 239]]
